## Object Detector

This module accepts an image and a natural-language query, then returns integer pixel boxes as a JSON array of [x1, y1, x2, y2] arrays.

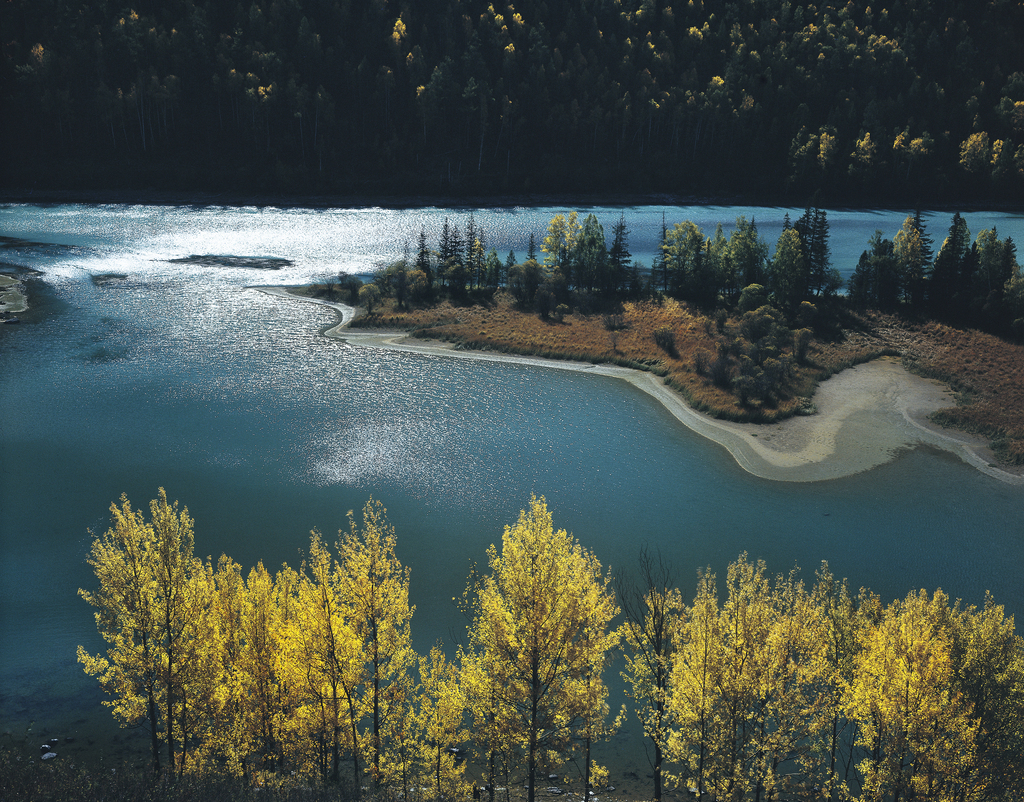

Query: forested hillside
[[3, 0, 1023, 200]]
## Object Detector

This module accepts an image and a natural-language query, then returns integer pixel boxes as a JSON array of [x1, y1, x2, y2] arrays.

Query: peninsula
[[258, 286, 1024, 485]]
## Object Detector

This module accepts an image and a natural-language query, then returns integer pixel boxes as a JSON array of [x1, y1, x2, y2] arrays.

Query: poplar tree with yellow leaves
[[845, 588, 978, 802], [417, 643, 471, 800], [78, 493, 165, 775], [77, 492, 1024, 797], [459, 641, 520, 802], [668, 566, 723, 799], [744, 567, 828, 802], [704, 554, 774, 799], [948, 594, 1024, 800], [236, 561, 289, 775], [568, 606, 623, 800], [78, 489, 210, 778], [335, 498, 416, 792], [670, 557, 832, 801], [285, 533, 364, 785], [805, 563, 866, 801], [462, 496, 618, 802]]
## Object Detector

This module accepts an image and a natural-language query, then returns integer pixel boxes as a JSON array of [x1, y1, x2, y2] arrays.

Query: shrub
[[737, 283, 768, 313], [536, 285, 555, 318], [653, 326, 678, 358], [603, 312, 628, 331], [694, 349, 713, 376], [710, 352, 734, 388], [794, 327, 813, 363]]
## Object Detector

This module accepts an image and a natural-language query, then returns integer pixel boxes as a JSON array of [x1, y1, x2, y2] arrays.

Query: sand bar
[[256, 288, 1024, 486], [0, 273, 28, 315]]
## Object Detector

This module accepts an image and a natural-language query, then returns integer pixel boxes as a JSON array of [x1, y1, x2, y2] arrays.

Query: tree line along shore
[[3, 0, 1024, 201], [8, 489, 1014, 802], [293, 207, 1024, 467]]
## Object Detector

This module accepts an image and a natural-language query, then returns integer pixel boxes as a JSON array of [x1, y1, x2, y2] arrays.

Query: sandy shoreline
[[0, 273, 28, 317], [256, 288, 1024, 486]]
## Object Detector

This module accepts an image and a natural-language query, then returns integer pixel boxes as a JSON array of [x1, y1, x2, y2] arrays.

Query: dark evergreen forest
[[3, 0, 1024, 200]]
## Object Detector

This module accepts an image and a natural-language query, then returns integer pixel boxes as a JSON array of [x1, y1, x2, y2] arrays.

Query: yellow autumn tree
[[744, 567, 828, 802], [78, 489, 211, 778], [846, 588, 978, 802], [171, 556, 221, 775], [668, 567, 723, 799], [78, 493, 166, 775], [669, 556, 831, 801], [335, 498, 416, 792], [201, 557, 289, 779], [463, 496, 619, 802], [283, 533, 365, 786], [946, 593, 1024, 800], [459, 641, 520, 802], [417, 643, 470, 800], [567, 600, 623, 797], [804, 563, 868, 802], [541, 211, 582, 269], [708, 554, 775, 800]]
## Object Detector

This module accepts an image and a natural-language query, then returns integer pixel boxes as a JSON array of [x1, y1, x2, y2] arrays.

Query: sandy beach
[[257, 288, 1024, 486]]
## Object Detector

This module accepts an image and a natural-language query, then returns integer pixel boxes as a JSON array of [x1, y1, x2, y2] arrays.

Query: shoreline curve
[[255, 287, 1024, 486]]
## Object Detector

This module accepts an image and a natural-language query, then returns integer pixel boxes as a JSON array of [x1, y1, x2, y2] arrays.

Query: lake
[[1, 202, 1023, 771]]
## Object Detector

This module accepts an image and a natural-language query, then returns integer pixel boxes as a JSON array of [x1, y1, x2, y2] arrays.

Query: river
[[1, 202, 1022, 771]]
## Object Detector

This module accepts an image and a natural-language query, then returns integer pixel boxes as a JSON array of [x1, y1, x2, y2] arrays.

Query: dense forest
[[2, 0, 1024, 200], [69, 490, 1024, 802]]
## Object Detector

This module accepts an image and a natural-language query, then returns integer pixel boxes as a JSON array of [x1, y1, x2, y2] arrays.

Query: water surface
[[1, 203, 1022, 768]]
